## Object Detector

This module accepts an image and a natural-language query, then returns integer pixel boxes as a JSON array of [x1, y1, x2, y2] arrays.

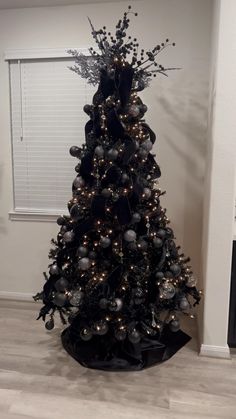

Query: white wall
[[0, 0, 212, 297], [200, 0, 236, 357]]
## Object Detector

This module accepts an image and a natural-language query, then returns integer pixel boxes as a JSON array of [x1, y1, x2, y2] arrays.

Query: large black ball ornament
[[57, 216, 65, 226], [128, 328, 141, 344], [140, 104, 148, 114], [142, 139, 153, 152], [124, 229, 137, 242], [169, 319, 180, 332], [69, 146, 80, 158], [78, 257, 91, 271], [70, 203, 81, 221], [73, 176, 85, 189], [93, 320, 109, 335], [170, 263, 182, 277], [100, 237, 111, 248], [63, 231, 75, 243], [88, 251, 97, 260], [137, 239, 148, 251], [157, 229, 166, 239], [115, 327, 127, 341], [121, 173, 129, 184], [77, 246, 88, 258], [49, 264, 60, 276], [80, 327, 93, 341], [99, 298, 109, 309], [53, 292, 67, 307], [55, 277, 69, 292], [155, 271, 164, 280], [109, 298, 123, 312], [107, 148, 118, 161], [83, 104, 93, 115], [75, 163, 81, 173], [153, 237, 163, 248], [139, 148, 148, 158]]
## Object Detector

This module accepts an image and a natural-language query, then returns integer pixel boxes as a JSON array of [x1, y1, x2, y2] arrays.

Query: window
[[7, 49, 95, 220]]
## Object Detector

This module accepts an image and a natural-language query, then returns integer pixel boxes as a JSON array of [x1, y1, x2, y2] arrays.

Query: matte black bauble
[[170, 263, 182, 277], [78, 257, 91, 271], [99, 298, 109, 309], [132, 212, 141, 223], [83, 104, 93, 115], [55, 277, 69, 292], [73, 176, 85, 189], [70, 203, 81, 221], [57, 216, 65, 226], [93, 320, 109, 335], [153, 237, 163, 248], [101, 188, 112, 198], [63, 231, 75, 243], [53, 292, 67, 307], [88, 251, 97, 260], [155, 271, 164, 280], [49, 264, 60, 276], [100, 237, 111, 248], [157, 229, 166, 239], [115, 327, 127, 341], [77, 246, 88, 258]]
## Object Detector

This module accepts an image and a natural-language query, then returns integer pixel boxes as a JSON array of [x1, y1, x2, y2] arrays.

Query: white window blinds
[[9, 56, 95, 214]]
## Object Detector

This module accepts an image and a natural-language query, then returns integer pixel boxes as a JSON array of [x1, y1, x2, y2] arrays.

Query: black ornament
[[169, 319, 180, 332], [157, 229, 166, 238], [115, 327, 127, 341], [77, 246, 88, 257], [128, 328, 141, 344], [49, 264, 60, 276], [53, 292, 67, 307], [109, 298, 123, 312], [88, 251, 97, 260], [45, 318, 54, 330], [153, 237, 163, 248], [99, 298, 109, 309], [63, 231, 75, 243], [132, 212, 141, 223], [57, 216, 65, 226], [69, 146, 80, 158], [80, 327, 93, 341], [70, 203, 81, 221], [170, 263, 182, 277], [100, 237, 111, 248], [93, 320, 109, 335], [55, 277, 69, 292]]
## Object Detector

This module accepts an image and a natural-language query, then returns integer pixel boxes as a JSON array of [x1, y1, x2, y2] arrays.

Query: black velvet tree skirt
[[61, 323, 191, 371]]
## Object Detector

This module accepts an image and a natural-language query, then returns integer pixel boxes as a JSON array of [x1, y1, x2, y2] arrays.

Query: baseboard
[[199, 344, 231, 359], [0, 291, 34, 302]]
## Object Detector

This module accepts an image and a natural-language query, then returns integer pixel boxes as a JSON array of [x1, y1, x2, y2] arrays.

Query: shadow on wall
[[150, 75, 208, 283]]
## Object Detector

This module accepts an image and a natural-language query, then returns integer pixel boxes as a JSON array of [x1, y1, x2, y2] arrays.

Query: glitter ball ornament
[[128, 104, 140, 117], [159, 281, 176, 299], [63, 231, 75, 243], [142, 139, 153, 151], [78, 257, 91, 271], [100, 236, 111, 248], [70, 290, 84, 306], [124, 229, 137, 242]]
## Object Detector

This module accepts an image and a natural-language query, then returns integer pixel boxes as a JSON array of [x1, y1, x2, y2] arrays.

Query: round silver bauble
[[179, 297, 189, 310], [109, 298, 123, 312], [159, 281, 176, 299], [53, 292, 67, 307], [69, 290, 84, 306], [77, 246, 88, 258], [49, 264, 60, 276], [107, 148, 118, 161], [124, 229, 137, 242], [55, 277, 69, 292], [142, 139, 153, 151], [94, 145, 104, 158], [63, 231, 75, 243], [100, 237, 111, 248], [128, 104, 140, 117]]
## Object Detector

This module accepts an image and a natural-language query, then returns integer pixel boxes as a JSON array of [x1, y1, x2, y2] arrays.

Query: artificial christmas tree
[[34, 6, 201, 371]]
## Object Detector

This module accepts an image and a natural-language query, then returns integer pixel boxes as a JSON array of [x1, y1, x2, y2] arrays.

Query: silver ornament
[[170, 264, 182, 277], [132, 212, 141, 223], [124, 229, 137, 242], [49, 264, 60, 276], [186, 275, 197, 287], [78, 257, 91, 271], [129, 104, 140, 117], [73, 176, 85, 189], [107, 148, 118, 161], [94, 145, 104, 158], [109, 298, 123, 312], [159, 281, 176, 299], [63, 231, 75, 243], [100, 237, 111, 248], [70, 290, 84, 306], [139, 148, 148, 158], [143, 187, 151, 199]]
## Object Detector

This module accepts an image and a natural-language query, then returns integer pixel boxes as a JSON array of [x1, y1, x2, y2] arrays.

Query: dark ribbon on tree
[[118, 65, 134, 108], [107, 108, 125, 140], [91, 195, 107, 219], [122, 135, 137, 165], [113, 196, 132, 225], [101, 165, 122, 187]]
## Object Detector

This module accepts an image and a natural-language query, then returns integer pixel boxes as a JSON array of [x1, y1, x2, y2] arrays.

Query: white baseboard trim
[[199, 344, 231, 359], [0, 291, 34, 302]]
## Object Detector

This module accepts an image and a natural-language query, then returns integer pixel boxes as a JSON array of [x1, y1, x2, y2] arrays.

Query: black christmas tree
[[34, 6, 201, 371]]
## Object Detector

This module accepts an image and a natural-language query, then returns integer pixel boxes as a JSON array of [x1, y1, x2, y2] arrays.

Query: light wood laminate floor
[[0, 299, 235, 419]]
